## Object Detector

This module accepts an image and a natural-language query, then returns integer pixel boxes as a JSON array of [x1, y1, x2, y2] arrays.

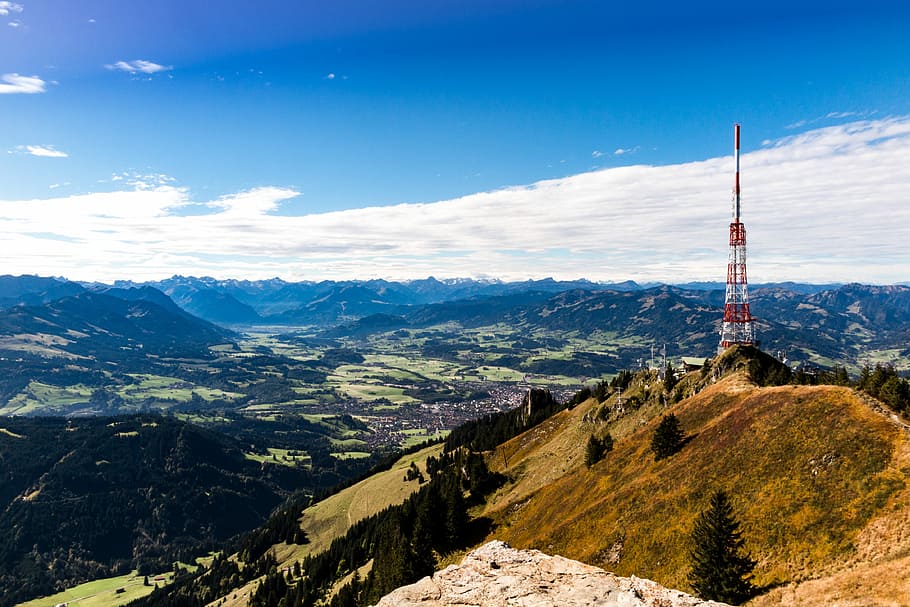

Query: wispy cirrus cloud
[[105, 60, 172, 74], [15, 145, 68, 158], [614, 146, 639, 156], [1, 117, 909, 284], [785, 110, 876, 130], [0, 73, 46, 94]]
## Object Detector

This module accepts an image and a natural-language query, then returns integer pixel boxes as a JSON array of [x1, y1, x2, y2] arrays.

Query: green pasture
[[118, 374, 241, 403], [16, 570, 168, 607], [244, 447, 311, 467], [16, 554, 216, 607], [526, 374, 580, 386], [399, 428, 446, 448], [362, 354, 461, 381], [329, 437, 368, 449], [298, 413, 369, 436], [0, 381, 93, 416], [466, 366, 525, 382], [237, 332, 322, 360], [343, 383, 414, 404], [173, 413, 234, 424], [865, 348, 909, 371], [332, 451, 371, 460]]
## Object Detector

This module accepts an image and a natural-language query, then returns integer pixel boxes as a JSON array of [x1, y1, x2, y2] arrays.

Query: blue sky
[[2, 1, 910, 283]]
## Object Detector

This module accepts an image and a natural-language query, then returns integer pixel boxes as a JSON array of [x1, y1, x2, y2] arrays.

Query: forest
[[0, 414, 384, 607]]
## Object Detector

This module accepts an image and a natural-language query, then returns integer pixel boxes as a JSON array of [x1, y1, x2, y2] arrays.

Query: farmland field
[[0, 321, 619, 451], [16, 570, 169, 607]]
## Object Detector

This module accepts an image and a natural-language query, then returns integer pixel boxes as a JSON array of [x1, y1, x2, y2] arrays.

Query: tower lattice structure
[[719, 123, 755, 349]]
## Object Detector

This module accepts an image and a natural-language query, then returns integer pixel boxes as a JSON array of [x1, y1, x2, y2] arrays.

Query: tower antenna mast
[[719, 124, 755, 350]]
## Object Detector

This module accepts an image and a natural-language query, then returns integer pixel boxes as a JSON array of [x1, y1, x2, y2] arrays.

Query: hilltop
[[375, 540, 729, 607], [479, 347, 908, 602], [124, 346, 910, 606]]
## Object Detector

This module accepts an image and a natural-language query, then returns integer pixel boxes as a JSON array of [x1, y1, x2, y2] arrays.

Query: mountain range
[[0, 275, 907, 384]]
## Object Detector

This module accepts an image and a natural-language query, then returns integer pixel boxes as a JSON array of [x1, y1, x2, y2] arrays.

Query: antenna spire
[[719, 123, 755, 350], [734, 123, 741, 221]]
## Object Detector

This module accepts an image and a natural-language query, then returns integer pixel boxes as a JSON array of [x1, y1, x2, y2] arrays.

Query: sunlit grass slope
[[482, 362, 906, 601], [214, 442, 443, 607], [16, 570, 165, 607]]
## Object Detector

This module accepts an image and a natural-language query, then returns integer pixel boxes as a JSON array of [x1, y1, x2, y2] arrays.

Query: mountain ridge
[[128, 347, 910, 607]]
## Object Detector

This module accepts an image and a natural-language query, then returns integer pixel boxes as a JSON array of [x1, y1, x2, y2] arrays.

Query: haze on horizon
[[2, 1, 909, 285]]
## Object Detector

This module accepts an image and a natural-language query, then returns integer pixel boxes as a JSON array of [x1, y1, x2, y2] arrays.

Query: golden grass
[[206, 359, 910, 606], [481, 372, 905, 600], [747, 427, 910, 606]]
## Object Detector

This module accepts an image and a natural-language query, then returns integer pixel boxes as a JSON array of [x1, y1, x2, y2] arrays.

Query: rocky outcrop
[[373, 540, 730, 607]]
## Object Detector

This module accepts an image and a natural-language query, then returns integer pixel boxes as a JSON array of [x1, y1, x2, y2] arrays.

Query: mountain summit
[[373, 540, 729, 607]]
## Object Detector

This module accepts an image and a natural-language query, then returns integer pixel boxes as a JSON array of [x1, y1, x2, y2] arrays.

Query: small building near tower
[[680, 357, 708, 373]]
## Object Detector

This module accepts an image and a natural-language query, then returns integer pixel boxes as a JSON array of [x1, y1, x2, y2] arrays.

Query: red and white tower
[[719, 123, 755, 350]]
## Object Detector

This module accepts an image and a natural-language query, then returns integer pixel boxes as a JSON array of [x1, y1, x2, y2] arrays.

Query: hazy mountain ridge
[[0, 290, 232, 360], [0, 274, 86, 309], [0, 288, 237, 410], [1, 275, 907, 375], [100, 276, 658, 325]]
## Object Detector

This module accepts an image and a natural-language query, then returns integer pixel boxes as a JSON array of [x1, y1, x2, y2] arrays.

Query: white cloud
[[1, 117, 910, 284], [18, 145, 68, 158], [105, 60, 172, 74], [614, 146, 641, 156], [0, 73, 46, 94], [8, 19, 21, 27], [0, 2, 23, 16], [787, 110, 876, 130], [591, 150, 604, 158], [326, 73, 336, 80]]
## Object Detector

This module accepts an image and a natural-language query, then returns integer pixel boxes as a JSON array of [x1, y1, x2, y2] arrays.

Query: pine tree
[[650, 413, 684, 460], [585, 435, 603, 467], [584, 433, 613, 467], [688, 490, 756, 605]]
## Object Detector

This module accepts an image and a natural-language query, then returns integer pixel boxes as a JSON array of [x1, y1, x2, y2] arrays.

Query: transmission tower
[[719, 123, 755, 350]]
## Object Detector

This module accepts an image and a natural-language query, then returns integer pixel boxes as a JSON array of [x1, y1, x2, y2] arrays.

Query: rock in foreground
[[374, 540, 729, 607]]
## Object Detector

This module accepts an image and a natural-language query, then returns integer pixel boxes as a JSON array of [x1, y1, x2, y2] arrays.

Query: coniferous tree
[[650, 414, 684, 460], [584, 433, 613, 467], [688, 490, 756, 605], [585, 435, 603, 467]]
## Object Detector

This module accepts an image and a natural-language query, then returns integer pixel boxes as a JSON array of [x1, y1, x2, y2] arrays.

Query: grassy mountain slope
[[212, 442, 444, 607], [479, 351, 907, 602], [285, 442, 443, 561], [118, 348, 909, 606], [751, 429, 910, 606]]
